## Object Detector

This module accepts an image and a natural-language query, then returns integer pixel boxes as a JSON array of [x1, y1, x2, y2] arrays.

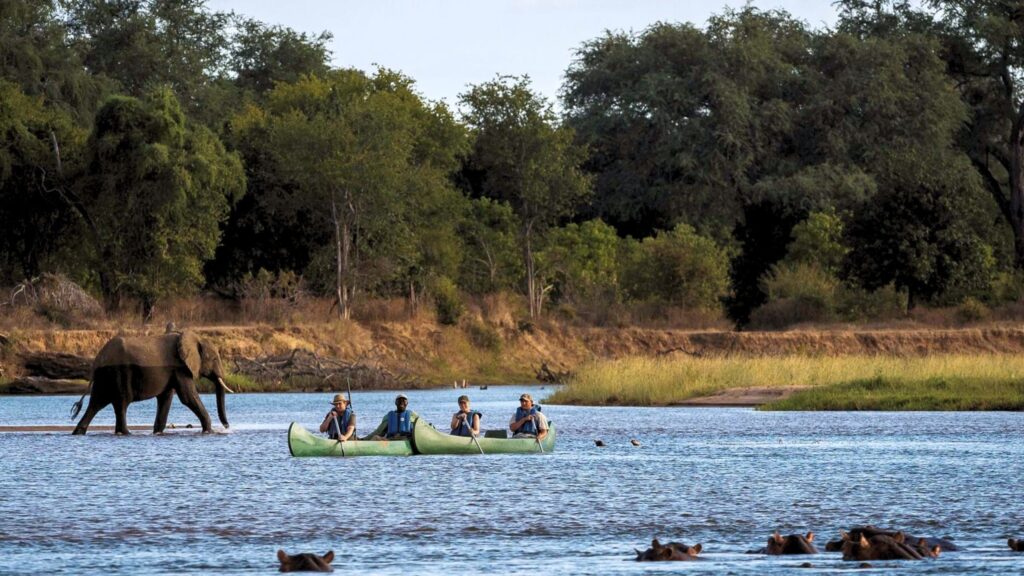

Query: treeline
[[2, 0, 1023, 328]]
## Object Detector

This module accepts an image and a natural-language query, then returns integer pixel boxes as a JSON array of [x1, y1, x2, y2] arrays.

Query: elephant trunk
[[216, 377, 231, 428]]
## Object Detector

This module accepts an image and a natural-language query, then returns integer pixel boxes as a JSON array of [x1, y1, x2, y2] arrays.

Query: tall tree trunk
[[1010, 113, 1024, 267], [331, 193, 351, 320], [523, 220, 538, 318]]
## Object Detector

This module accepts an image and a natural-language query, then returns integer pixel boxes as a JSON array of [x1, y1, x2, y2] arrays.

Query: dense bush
[[431, 276, 464, 325], [622, 225, 731, 309]]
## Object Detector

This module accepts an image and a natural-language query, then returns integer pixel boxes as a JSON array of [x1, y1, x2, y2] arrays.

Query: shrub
[[431, 276, 464, 325], [464, 320, 502, 352], [955, 297, 990, 324], [622, 224, 730, 310], [836, 284, 907, 321]]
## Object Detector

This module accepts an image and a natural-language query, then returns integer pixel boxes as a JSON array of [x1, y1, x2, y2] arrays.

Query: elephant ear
[[177, 331, 201, 381]]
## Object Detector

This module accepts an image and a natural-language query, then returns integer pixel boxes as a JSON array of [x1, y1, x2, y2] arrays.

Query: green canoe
[[412, 418, 555, 455], [287, 422, 414, 457]]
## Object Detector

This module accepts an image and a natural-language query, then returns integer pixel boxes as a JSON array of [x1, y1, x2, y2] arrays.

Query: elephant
[[70, 331, 233, 435], [277, 549, 334, 572], [840, 532, 939, 561], [825, 525, 957, 553], [749, 531, 817, 555], [634, 539, 702, 561]]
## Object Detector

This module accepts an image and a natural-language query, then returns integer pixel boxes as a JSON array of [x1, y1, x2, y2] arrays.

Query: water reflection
[[2, 386, 1023, 574]]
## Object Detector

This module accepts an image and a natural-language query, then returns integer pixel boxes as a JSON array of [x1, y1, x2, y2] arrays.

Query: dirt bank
[[5, 323, 1024, 389]]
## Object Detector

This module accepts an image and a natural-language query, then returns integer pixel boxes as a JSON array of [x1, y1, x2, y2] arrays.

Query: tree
[[539, 219, 621, 306], [461, 75, 591, 317], [456, 197, 521, 294], [0, 80, 85, 282], [229, 18, 332, 96], [75, 87, 244, 316], [622, 224, 730, 309], [838, 0, 1024, 266], [845, 154, 994, 308], [244, 70, 466, 318]]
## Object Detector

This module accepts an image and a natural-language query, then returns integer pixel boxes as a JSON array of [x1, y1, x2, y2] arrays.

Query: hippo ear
[[859, 534, 869, 547], [806, 532, 815, 542], [893, 531, 905, 543], [651, 538, 660, 549], [277, 550, 289, 563], [840, 530, 850, 541], [692, 543, 702, 555], [177, 331, 201, 381], [772, 531, 784, 543], [930, 546, 941, 557], [322, 551, 334, 564]]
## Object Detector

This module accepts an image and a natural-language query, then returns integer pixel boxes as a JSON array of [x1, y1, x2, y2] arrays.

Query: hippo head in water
[[826, 526, 952, 555], [765, 531, 817, 555], [840, 532, 939, 561], [1009, 538, 1024, 552], [277, 550, 335, 572], [635, 538, 702, 561]]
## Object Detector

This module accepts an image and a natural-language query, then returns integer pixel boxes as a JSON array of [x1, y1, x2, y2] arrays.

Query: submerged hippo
[[276, 550, 335, 572], [635, 538, 703, 561], [1009, 539, 1024, 552], [825, 525, 957, 553], [840, 533, 940, 561], [749, 531, 818, 555]]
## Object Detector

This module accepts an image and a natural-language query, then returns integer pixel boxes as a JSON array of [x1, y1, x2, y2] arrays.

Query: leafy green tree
[[845, 155, 995, 308], [456, 197, 521, 294], [461, 75, 591, 317], [74, 87, 244, 316], [229, 18, 332, 96], [783, 210, 848, 274], [245, 70, 466, 318], [539, 219, 621, 306], [622, 224, 730, 309], [0, 80, 86, 282]]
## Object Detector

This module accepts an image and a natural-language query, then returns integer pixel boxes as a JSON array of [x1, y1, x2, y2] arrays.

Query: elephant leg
[[112, 367, 134, 435], [153, 387, 174, 434], [176, 377, 212, 433], [113, 397, 131, 435], [72, 394, 111, 435]]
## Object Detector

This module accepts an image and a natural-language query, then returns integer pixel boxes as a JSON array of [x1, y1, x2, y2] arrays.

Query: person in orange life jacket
[[319, 394, 355, 441], [450, 395, 481, 437], [509, 393, 547, 439], [369, 394, 418, 440]]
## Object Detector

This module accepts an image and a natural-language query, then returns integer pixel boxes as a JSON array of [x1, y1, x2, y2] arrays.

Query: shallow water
[[1, 386, 1023, 574]]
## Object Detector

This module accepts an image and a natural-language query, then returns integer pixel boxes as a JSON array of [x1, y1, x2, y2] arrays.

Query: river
[[1, 386, 1023, 574]]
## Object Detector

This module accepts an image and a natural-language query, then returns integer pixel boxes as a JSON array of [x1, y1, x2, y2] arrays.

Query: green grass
[[763, 376, 1024, 410], [547, 354, 1024, 410]]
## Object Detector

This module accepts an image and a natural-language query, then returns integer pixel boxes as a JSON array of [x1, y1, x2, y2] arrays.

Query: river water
[[1, 386, 1023, 574]]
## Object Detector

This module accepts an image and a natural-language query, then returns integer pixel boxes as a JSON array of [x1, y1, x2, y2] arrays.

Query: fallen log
[[1, 377, 88, 395], [20, 352, 91, 380]]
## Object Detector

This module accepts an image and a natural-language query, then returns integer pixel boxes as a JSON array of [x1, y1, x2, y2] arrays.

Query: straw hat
[[330, 394, 348, 404]]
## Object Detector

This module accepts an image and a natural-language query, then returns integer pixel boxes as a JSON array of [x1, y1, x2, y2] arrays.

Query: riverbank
[[6, 323, 1024, 403], [548, 354, 1024, 410]]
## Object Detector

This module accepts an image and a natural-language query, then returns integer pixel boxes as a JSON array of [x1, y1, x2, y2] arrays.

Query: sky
[[206, 0, 839, 108]]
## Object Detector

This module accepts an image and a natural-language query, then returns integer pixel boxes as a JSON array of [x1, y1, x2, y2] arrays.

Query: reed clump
[[548, 354, 1024, 410]]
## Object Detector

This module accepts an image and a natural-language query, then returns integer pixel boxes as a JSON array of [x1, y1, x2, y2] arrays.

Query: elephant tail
[[70, 380, 92, 419]]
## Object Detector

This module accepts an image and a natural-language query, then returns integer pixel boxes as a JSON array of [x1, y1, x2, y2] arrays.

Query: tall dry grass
[[548, 354, 1024, 406]]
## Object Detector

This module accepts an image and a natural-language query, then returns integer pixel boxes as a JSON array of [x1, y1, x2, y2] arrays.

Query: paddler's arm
[[339, 413, 356, 441]]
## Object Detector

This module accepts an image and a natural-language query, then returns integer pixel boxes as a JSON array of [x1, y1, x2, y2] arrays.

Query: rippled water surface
[[2, 386, 1024, 574]]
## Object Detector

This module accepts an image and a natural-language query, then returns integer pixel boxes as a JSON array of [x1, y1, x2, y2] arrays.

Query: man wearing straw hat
[[510, 393, 547, 440], [319, 394, 356, 441]]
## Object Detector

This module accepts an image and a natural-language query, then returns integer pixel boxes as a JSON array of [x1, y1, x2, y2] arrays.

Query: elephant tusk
[[218, 377, 235, 393]]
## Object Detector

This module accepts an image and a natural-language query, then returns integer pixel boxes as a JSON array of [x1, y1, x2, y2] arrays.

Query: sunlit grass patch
[[764, 376, 1024, 410], [547, 354, 1024, 410]]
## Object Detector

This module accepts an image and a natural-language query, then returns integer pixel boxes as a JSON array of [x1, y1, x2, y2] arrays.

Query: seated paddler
[[450, 395, 481, 437], [509, 393, 548, 440], [319, 394, 356, 441], [368, 394, 418, 440]]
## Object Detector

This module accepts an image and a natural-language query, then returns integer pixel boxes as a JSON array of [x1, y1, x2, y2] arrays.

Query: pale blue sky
[[207, 1, 838, 107]]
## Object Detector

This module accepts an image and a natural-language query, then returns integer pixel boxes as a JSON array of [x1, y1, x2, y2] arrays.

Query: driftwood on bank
[[20, 352, 92, 380], [3, 377, 88, 394], [233, 349, 420, 390]]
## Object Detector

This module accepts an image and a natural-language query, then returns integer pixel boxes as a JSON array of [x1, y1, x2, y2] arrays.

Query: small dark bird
[[630, 439, 641, 447], [595, 439, 606, 447]]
